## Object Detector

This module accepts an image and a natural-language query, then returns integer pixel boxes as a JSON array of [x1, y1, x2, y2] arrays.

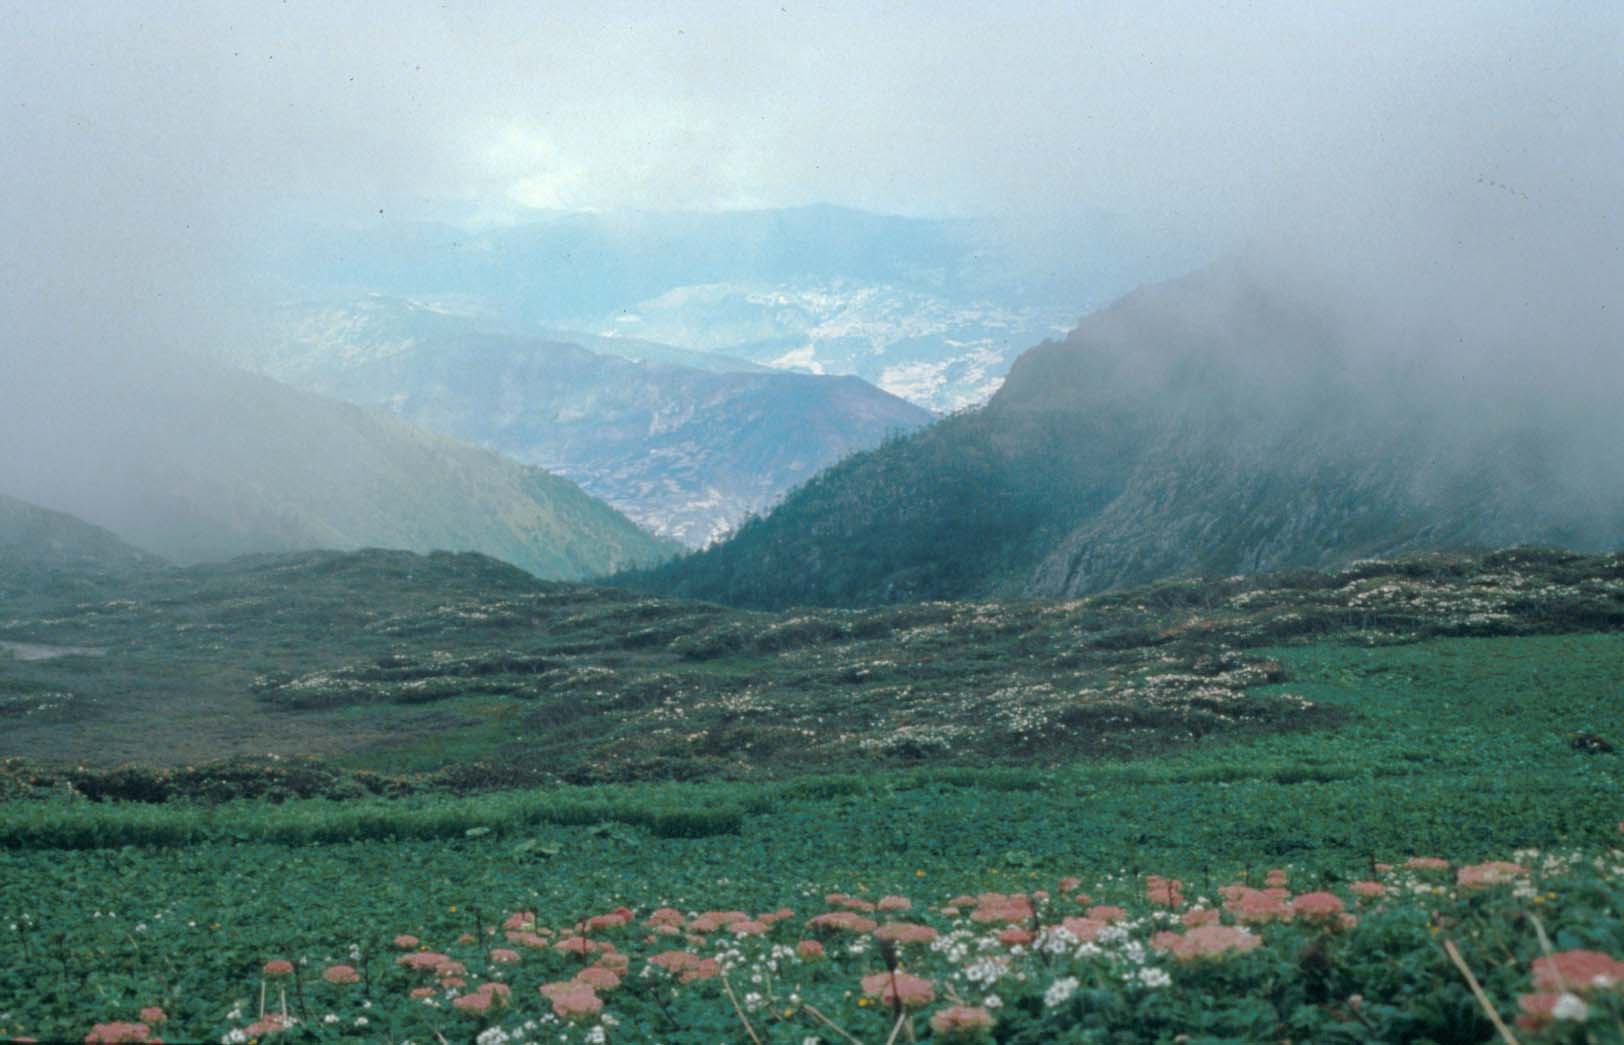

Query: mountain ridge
[[0, 356, 675, 580], [622, 260, 1624, 607]]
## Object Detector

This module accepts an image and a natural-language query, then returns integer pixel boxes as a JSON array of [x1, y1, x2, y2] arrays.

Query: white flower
[[963, 957, 1008, 986], [1044, 976, 1080, 1008], [476, 1028, 512, 1045], [324, 1013, 339, 1024], [221, 1030, 247, 1045], [1138, 967, 1172, 989], [355, 1016, 369, 1027], [983, 994, 1003, 1009], [1553, 993, 1589, 1022]]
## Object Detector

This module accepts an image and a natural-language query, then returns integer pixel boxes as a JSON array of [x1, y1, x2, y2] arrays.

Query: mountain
[[624, 260, 1624, 607], [0, 355, 673, 580], [0, 493, 158, 571], [255, 206, 1156, 412], [242, 296, 932, 546]]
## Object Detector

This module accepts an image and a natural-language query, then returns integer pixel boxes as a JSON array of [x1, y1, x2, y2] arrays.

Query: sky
[[0, 0, 1621, 558], [0, 1, 1618, 403], [6, 3, 1620, 231]]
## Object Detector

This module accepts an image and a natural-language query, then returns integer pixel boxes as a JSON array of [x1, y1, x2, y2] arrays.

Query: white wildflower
[[1044, 976, 1080, 1008], [1553, 993, 1589, 1022]]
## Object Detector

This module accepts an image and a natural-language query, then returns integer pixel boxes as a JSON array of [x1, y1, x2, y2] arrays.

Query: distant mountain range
[[239, 295, 932, 545], [625, 260, 1624, 607], [255, 205, 1159, 413], [0, 357, 673, 580]]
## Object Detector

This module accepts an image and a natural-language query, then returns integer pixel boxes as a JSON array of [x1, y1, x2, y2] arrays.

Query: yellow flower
[[915, 870, 926, 877], [449, 906, 458, 913], [857, 998, 870, 1007]]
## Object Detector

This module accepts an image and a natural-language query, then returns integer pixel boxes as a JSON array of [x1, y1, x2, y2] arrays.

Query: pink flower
[[807, 911, 877, 934], [1404, 856, 1450, 872], [1086, 905, 1128, 924], [83, 1024, 152, 1044], [1145, 875, 1184, 907], [1349, 880, 1385, 899], [489, 948, 521, 964], [687, 910, 749, 933], [645, 907, 684, 928], [860, 971, 936, 1009], [137, 1008, 166, 1025], [393, 933, 420, 949], [796, 939, 826, 960], [1456, 861, 1528, 889], [1223, 886, 1293, 925], [506, 929, 549, 949], [874, 922, 939, 945], [409, 986, 436, 999], [728, 919, 770, 936], [1531, 950, 1624, 992], [584, 908, 633, 933], [1290, 892, 1347, 926], [876, 895, 912, 912], [396, 951, 451, 972], [1057, 876, 1082, 894], [244, 1014, 292, 1037], [929, 1004, 996, 1042], [649, 950, 720, 982], [998, 927, 1035, 948], [574, 965, 622, 991], [542, 983, 602, 1021], [1181, 907, 1221, 928], [262, 959, 294, 978], [1059, 916, 1109, 942], [1516, 992, 1563, 1032], [596, 948, 630, 973], [1265, 868, 1289, 888], [501, 911, 535, 932], [321, 964, 359, 985], [452, 991, 493, 1015], [553, 936, 599, 956], [825, 893, 877, 912], [968, 893, 1034, 925], [1151, 924, 1263, 961]]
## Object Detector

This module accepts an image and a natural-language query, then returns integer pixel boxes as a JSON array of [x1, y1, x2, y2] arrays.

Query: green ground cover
[[2, 633, 1621, 1042]]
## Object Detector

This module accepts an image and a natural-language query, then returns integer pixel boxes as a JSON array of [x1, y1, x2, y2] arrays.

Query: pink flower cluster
[[82, 1023, 159, 1044], [929, 1004, 996, 1042], [1455, 861, 1528, 889], [859, 971, 936, 1009], [1151, 924, 1263, 961], [1515, 949, 1624, 1032]]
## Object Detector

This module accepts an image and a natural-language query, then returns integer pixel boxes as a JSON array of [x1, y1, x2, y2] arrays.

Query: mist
[[1, 1, 1621, 557]]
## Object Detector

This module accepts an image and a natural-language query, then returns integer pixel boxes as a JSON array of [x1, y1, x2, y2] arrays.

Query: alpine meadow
[[2, 4, 1621, 1044]]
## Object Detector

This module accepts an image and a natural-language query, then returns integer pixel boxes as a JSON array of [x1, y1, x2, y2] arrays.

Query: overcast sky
[[2, 1, 1620, 354]]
